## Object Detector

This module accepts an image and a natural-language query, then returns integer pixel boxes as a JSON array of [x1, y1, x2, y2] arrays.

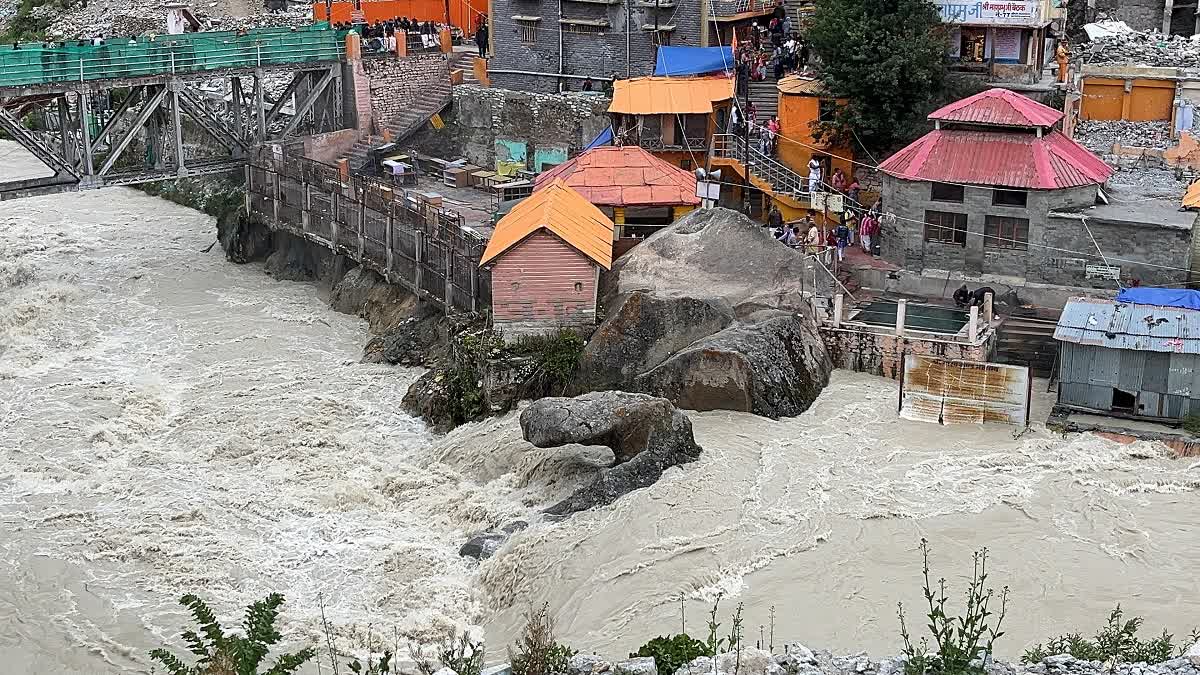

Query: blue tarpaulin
[[585, 126, 613, 150], [654, 46, 734, 76], [1116, 287, 1200, 311]]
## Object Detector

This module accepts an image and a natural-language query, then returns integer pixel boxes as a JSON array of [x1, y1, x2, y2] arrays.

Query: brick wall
[[363, 54, 449, 131], [488, 0, 703, 93], [820, 326, 994, 380], [880, 176, 1190, 289], [491, 230, 599, 324]]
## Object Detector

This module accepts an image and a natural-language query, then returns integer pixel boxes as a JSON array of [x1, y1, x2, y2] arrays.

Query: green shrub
[[632, 634, 709, 675], [149, 593, 315, 675], [414, 631, 485, 675], [1022, 606, 1182, 666], [897, 540, 1008, 675], [509, 603, 576, 675]]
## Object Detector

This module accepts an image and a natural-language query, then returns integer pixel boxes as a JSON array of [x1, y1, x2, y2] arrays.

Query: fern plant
[[149, 593, 316, 675]]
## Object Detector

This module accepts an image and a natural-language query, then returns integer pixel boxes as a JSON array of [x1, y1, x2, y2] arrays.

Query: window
[[653, 29, 671, 46], [930, 182, 964, 203], [924, 210, 967, 246], [818, 99, 838, 122], [517, 22, 537, 44], [680, 158, 692, 171], [984, 215, 1029, 250], [992, 188, 1028, 207]]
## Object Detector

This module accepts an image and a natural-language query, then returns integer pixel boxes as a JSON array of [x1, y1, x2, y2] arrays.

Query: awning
[[653, 46, 733, 76], [608, 76, 734, 115], [1115, 287, 1200, 311]]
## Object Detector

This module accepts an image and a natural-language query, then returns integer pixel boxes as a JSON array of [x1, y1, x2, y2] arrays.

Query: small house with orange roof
[[480, 179, 614, 333], [607, 75, 735, 172], [535, 145, 700, 256]]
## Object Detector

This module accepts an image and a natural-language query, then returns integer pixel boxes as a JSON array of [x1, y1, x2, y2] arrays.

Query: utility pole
[[741, 86, 752, 216]]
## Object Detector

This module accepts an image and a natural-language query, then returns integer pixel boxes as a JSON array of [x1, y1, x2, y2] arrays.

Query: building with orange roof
[[481, 179, 614, 332], [775, 76, 854, 211], [608, 75, 735, 173], [535, 145, 699, 256]]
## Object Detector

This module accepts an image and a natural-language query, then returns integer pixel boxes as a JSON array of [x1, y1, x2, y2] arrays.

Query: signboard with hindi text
[[935, 0, 1041, 25]]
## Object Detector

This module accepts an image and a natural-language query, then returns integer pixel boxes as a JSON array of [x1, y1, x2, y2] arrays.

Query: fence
[[247, 152, 489, 313], [0, 25, 350, 88]]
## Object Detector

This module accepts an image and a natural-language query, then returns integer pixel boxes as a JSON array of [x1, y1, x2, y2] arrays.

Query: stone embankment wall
[[364, 53, 450, 132], [820, 326, 995, 379], [409, 85, 611, 171]]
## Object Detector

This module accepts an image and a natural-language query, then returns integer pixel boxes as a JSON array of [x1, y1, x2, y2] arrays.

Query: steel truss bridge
[[0, 25, 355, 200]]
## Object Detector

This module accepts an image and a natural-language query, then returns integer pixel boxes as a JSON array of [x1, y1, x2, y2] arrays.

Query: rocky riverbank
[[474, 645, 1200, 675]]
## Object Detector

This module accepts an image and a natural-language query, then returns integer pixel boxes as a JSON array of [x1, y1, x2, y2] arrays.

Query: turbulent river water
[[2, 141, 1199, 674]]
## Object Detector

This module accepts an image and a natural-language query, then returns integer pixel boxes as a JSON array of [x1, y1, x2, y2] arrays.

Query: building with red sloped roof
[[535, 145, 699, 257], [873, 88, 1195, 294]]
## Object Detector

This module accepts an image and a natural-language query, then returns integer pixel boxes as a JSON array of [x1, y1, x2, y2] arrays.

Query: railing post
[[414, 229, 424, 293], [896, 299, 907, 338], [302, 180, 311, 233], [272, 170, 280, 223], [331, 188, 341, 249], [357, 186, 366, 260], [444, 247, 453, 310], [244, 164, 252, 216], [469, 263, 478, 313], [385, 210, 395, 274], [969, 305, 980, 344]]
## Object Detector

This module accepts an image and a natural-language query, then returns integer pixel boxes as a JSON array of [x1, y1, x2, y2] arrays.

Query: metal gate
[[899, 355, 1032, 426]]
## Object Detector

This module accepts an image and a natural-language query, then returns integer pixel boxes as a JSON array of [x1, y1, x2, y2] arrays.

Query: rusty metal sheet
[[900, 354, 1031, 426]]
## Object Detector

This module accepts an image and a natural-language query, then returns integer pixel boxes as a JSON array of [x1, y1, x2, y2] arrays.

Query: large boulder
[[634, 311, 831, 418], [578, 208, 834, 418], [519, 391, 703, 515], [575, 291, 734, 392]]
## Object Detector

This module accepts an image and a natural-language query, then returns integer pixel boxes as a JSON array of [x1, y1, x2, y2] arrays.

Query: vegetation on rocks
[[1023, 607, 1195, 666], [897, 540, 1008, 675], [510, 603, 577, 675], [150, 593, 315, 675]]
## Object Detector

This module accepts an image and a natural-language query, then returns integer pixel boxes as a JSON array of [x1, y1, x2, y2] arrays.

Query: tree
[[808, 0, 949, 153]]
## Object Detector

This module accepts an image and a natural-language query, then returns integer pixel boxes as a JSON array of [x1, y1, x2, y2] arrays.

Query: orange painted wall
[[777, 93, 853, 186], [1081, 77, 1174, 122], [314, 0, 487, 29]]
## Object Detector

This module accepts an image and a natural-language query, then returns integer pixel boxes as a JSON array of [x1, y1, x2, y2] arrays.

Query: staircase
[[713, 133, 809, 198], [994, 309, 1060, 378], [449, 49, 481, 86], [343, 78, 453, 171], [745, 80, 778, 123]]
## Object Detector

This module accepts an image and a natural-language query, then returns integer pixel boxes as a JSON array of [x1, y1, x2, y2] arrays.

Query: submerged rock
[[458, 532, 506, 560], [520, 391, 702, 515]]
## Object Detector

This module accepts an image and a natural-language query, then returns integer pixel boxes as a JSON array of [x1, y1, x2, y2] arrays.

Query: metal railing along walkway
[[0, 25, 351, 89]]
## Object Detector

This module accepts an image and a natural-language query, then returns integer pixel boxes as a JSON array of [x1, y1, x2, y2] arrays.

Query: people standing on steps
[[475, 18, 488, 58], [807, 157, 822, 195]]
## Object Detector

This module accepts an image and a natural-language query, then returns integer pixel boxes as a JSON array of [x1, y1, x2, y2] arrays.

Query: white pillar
[[833, 293, 844, 328], [969, 305, 980, 343], [896, 299, 907, 337], [983, 292, 994, 325]]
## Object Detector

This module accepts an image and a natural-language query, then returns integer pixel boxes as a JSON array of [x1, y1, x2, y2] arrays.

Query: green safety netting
[[0, 24, 351, 87]]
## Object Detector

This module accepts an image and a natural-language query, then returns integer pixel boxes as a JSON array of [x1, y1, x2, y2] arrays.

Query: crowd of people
[[332, 17, 450, 53], [767, 190, 886, 263]]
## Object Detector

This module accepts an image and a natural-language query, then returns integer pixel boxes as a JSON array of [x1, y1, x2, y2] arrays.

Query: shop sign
[[935, 0, 1041, 25], [1085, 263, 1121, 280]]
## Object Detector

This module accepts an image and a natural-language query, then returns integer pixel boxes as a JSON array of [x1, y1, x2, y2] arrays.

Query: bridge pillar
[[77, 92, 94, 178], [169, 80, 187, 177], [254, 69, 266, 141], [57, 97, 74, 167], [231, 77, 244, 141]]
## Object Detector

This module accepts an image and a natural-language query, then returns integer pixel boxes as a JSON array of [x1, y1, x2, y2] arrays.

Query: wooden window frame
[[924, 210, 967, 246], [984, 214, 1029, 250]]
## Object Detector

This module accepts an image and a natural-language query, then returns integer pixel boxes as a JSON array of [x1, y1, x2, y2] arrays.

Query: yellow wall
[[777, 93, 854, 187]]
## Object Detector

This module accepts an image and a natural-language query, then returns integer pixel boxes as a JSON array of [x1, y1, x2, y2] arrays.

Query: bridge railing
[[0, 25, 350, 88]]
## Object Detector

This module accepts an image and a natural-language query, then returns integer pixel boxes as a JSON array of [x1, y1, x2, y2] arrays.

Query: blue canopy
[[585, 125, 613, 150], [1116, 287, 1200, 311], [654, 46, 734, 77]]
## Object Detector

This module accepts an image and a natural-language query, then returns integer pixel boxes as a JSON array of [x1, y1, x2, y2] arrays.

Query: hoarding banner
[[936, 0, 1041, 25]]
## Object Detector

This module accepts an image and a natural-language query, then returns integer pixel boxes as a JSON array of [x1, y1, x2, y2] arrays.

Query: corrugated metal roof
[[533, 145, 700, 207], [608, 75, 734, 115], [878, 129, 1113, 189], [480, 179, 615, 269], [928, 87, 1063, 128], [777, 75, 825, 96], [1054, 297, 1200, 354]]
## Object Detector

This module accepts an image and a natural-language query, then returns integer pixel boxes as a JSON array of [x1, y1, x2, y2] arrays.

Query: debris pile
[[46, 2, 312, 40], [1074, 120, 1173, 152], [1108, 166, 1189, 199], [1085, 29, 1200, 67]]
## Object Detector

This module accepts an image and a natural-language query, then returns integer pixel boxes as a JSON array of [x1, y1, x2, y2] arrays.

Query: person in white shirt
[[807, 158, 822, 194]]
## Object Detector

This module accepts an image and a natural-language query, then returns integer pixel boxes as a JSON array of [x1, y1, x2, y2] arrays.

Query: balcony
[[708, 0, 778, 19]]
